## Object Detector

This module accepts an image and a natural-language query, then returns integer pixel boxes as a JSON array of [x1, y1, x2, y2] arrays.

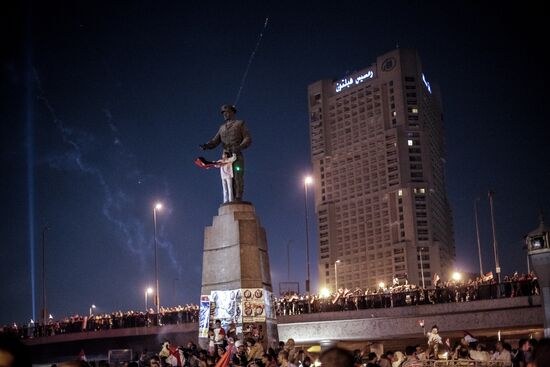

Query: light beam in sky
[[25, 13, 36, 322]]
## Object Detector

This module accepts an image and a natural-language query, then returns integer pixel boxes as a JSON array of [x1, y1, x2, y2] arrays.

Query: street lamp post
[[153, 203, 162, 315], [145, 287, 153, 311], [287, 240, 292, 281], [418, 247, 426, 289], [334, 260, 341, 291], [488, 191, 501, 283], [303, 176, 313, 293], [474, 198, 484, 276], [89, 304, 96, 317]]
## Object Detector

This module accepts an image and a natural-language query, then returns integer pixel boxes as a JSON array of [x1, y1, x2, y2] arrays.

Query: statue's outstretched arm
[[200, 129, 221, 150]]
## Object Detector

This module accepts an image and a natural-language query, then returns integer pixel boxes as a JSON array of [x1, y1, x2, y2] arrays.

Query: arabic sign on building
[[335, 70, 375, 93]]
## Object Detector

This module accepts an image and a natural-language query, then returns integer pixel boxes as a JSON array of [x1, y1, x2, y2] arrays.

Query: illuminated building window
[[412, 108, 418, 114], [398, 189, 403, 197], [408, 139, 414, 146]]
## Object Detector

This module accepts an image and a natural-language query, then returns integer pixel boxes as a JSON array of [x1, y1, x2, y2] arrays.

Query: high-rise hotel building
[[308, 48, 454, 290]]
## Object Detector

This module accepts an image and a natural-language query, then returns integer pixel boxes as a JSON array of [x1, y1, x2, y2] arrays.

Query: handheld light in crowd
[[378, 281, 385, 289], [319, 287, 331, 298], [451, 272, 462, 282]]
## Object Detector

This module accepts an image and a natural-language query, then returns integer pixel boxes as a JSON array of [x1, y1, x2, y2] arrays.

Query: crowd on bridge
[[1, 306, 550, 367], [1, 305, 199, 339], [0, 273, 539, 340], [275, 273, 539, 315]]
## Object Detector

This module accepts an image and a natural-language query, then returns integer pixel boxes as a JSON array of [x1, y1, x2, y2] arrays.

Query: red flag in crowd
[[167, 346, 182, 367], [215, 349, 232, 367]]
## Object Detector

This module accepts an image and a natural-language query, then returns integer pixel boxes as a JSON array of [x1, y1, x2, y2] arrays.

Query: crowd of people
[[0, 273, 539, 341], [1, 305, 199, 340], [275, 273, 538, 316], [2, 316, 550, 367]]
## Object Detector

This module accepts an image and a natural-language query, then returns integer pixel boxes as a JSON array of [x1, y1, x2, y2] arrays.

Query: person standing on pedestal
[[200, 104, 252, 201], [216, 152, 237, 203]]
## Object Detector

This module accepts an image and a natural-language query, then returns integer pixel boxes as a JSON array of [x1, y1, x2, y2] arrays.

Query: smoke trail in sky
[[33, 69, 180, 271], [234, 17, 269, 106]]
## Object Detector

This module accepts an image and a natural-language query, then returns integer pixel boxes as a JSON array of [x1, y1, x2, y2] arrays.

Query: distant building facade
[[307, 48, 455, 290]]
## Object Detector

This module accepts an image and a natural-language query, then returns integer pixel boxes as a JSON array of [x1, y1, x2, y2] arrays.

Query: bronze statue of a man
[[200, 104, 252, 201]]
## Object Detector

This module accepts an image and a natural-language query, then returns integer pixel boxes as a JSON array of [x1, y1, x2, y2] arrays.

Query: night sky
[[1, 2, 548, 325]]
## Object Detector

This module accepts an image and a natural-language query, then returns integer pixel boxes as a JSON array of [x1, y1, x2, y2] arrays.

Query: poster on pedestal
[[210, 289, 242, 329], [242, 288, 270, 322], [198, 295, 211, 338], [199, 288, 275, 342]]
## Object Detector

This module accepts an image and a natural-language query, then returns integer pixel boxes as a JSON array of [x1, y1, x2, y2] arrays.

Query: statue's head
[[220, 104, 237, 120]]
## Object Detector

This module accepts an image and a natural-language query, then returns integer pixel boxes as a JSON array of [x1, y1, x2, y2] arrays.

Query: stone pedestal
[[199, 202, 278, 348], [526, 217, 550, 337]]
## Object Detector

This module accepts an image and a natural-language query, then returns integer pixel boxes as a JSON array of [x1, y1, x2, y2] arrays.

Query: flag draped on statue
[[194, 157, 218, 169]]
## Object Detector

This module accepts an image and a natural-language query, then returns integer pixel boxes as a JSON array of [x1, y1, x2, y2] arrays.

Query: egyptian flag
[[463, 331, 478, 344], [215, 349, 232, 367], [166, 347, 182, 367], [194, 157, 217, 169]]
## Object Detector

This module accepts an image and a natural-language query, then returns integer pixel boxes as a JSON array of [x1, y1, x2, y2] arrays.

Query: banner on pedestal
[[199, 295, 211, 338], [199, 288, 274, 338]]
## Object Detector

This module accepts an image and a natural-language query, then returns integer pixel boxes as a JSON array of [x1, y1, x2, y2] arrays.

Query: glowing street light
[[153, 202, 163, 315], [452, 271, 462, 282], [320, 288, 331, 298], [303, 176, 313, 293], [334, 260, 342, 290], [145, 287, 154, 311], [89, 304, 96, 317]]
